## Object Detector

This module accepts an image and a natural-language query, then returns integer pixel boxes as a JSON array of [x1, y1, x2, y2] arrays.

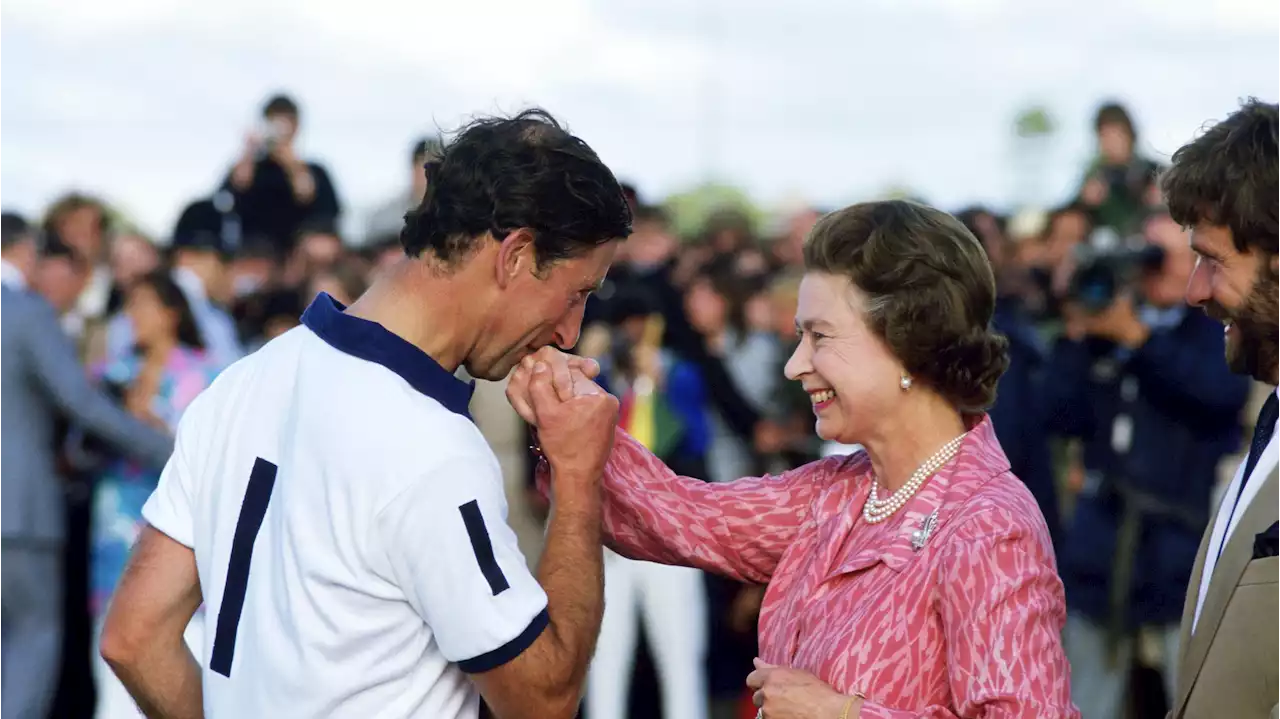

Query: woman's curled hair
[[803, 200, 1010, 411]]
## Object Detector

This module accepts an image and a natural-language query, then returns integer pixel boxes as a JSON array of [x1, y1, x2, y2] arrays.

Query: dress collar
[[831, 415, 1010, 575]]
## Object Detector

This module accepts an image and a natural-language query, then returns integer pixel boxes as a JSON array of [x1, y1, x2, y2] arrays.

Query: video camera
[[1066, 227, 1165, 315]]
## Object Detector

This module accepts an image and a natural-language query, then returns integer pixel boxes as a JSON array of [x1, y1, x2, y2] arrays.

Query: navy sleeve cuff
[[457, 607, 550, 674]]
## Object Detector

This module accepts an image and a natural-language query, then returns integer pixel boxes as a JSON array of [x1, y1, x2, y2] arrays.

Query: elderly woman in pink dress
[[509, 199, 1078, 719]]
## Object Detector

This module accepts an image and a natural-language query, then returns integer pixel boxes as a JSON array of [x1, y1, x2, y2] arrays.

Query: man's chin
[[1226, 325, 1279, 383]]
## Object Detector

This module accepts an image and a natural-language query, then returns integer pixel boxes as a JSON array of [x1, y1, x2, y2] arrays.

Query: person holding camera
[[1044, 209, 1251, 718], [223, 93, 341, 258], [1077, 103, 1163, 237]]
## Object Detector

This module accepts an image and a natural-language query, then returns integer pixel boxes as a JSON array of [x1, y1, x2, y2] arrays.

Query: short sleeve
[[141, 394, 201, 548], [377, 450, 549, 674]]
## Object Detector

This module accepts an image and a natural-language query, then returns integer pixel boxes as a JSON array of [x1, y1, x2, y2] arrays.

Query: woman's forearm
[[536, 427, 819, 584]]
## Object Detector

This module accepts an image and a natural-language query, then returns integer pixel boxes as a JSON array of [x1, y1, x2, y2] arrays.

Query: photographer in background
[[223, 93, 341, 258], [1044, 209, 1251, 719], [1078, 102, 1163, 237]]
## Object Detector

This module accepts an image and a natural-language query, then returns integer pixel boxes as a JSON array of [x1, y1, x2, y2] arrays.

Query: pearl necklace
[[862, 433, 967, 524]]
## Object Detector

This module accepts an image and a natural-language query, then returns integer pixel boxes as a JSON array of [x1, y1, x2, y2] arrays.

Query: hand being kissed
[[507, 347, 618, 489]]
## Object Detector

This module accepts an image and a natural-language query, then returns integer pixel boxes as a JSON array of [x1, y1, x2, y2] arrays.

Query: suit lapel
[[1174, 466, 1278, 716], [1174, 516, 1213, 692]]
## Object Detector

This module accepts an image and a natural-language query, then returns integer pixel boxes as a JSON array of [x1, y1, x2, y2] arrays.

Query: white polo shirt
[[142, 293, 548, 718]]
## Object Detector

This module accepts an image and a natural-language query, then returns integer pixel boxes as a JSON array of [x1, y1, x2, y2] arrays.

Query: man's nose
[[1184, 258, 1211, 307], [553, 305, 586, 350]]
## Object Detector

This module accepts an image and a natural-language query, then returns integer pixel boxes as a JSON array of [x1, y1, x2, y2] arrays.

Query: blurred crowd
[[1, 94, 1270, 719]]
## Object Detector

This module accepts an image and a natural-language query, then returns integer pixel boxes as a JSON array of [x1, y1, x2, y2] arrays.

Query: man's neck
[[344, 256, 486, 373]]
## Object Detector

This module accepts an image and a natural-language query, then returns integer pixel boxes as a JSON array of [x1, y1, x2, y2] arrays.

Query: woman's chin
[[813, 417, 841, 443], [815, 416, 863, 447]]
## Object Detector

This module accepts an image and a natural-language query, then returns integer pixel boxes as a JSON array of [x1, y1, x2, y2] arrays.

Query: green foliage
[[1014, 106, 1056, 138], [661, 182, 765, 241]]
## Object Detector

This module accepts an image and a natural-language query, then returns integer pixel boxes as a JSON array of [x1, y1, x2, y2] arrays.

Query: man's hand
[[524, 361, 618, 499], [269, 140, 300, 170], [230, 132, 262, 190], [1081, 175, 1110, 206], [506, 347, 600, 426]]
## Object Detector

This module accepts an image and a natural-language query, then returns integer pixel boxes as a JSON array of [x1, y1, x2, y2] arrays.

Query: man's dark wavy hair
[[1162, 98, 1278, 255], [400, 108, 632, 270]]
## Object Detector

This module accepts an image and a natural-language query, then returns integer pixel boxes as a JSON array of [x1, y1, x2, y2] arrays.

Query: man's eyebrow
[[1189, 239, 1218, 259], [585, 278, 605, 292]]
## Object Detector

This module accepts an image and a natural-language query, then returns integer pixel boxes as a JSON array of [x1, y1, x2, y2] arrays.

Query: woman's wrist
[[835, 692, 864, 719]]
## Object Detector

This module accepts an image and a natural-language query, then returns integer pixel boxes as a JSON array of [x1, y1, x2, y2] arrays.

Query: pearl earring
[[900, 374, 912, 391]]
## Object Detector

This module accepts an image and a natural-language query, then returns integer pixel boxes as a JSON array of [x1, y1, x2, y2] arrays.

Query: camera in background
[[1067, 227, 1165, 315]]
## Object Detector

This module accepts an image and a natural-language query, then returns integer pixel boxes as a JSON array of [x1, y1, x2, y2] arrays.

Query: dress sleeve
[[537, 428, 830, 584]]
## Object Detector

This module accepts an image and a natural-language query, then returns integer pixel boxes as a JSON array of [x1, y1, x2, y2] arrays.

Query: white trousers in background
[[92, 610, 205, 719], [587, 551, 709, 719], [1063, 612, 1178, 719]]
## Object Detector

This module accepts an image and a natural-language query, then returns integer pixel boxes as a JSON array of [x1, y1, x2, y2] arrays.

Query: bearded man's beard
[[1224, 264, 1279, 383]]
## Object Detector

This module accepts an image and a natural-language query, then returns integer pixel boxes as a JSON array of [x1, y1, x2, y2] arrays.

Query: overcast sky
[[2, 0, 1277, 239]]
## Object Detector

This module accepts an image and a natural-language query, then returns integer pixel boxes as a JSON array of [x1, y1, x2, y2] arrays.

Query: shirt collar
[[0, 260, 26, 290], [301, 293, 475, 420], [1139, 304, 1185, 330]]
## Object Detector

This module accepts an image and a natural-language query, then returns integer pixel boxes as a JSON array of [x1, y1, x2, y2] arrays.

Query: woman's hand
[[747, 658, 855, 719], [505, 348, 601, 426]]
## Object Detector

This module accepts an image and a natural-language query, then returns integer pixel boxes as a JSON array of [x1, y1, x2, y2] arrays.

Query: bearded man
[[1162, 98, 1278, 719]]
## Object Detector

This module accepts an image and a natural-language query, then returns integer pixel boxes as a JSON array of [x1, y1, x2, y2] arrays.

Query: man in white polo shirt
[[99, 108, 631, 719]]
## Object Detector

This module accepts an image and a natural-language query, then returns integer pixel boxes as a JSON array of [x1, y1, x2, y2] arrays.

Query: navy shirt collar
[[301, 293, 475, 420]]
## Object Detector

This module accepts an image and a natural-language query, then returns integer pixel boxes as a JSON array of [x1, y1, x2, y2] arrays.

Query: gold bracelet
[[840, 690, 866, 719]]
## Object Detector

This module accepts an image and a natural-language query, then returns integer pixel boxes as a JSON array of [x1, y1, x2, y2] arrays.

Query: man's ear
[[1270, 252, 1278, 276], [495, 229, 538, 289]]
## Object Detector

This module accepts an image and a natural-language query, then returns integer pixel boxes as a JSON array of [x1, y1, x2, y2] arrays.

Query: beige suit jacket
[[1170, 464, 1278, 719]]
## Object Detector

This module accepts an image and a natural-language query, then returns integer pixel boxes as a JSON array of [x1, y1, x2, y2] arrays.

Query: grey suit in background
[[1, 285, 173, 719]]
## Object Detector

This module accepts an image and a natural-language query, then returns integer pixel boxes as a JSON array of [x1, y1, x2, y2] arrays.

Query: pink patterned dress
[[539, 415, 1079, 718]]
